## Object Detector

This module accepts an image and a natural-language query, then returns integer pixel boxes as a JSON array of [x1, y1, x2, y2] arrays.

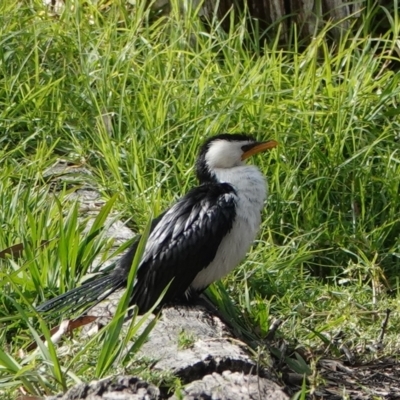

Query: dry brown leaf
[[26, 315, 97, 351], [16, 395, 44, 400], [0, 240, 52, 259]]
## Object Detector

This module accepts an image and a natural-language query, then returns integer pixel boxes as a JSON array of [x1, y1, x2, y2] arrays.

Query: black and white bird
[[37, 134, 277, 316]]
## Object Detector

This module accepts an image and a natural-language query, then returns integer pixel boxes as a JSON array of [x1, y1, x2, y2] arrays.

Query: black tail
[[36, 273, 126, 315]]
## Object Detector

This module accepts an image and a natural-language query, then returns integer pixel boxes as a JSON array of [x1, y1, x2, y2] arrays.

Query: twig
[[377, 309, 391, 345], [266, 318, 283, 340]]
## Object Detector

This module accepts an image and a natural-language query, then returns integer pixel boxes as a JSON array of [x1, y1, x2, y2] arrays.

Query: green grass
[[1, 0, 400, 398]]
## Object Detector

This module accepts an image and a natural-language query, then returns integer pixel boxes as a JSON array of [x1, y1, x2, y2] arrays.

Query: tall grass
[[1, 0, 400, 396]]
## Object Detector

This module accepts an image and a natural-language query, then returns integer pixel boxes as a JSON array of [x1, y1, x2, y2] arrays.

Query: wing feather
[[130, 182, 237, 313]]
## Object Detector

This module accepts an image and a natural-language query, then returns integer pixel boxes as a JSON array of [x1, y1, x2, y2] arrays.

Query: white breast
[[190, 165, 267, 291]]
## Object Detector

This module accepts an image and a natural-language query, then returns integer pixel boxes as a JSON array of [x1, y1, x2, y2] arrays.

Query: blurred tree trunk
[[201, 0, 362, 40], [153, 0, 395, 42]]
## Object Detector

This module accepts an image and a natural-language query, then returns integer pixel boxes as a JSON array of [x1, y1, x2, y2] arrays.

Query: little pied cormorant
[[37, 133, 278, 315]]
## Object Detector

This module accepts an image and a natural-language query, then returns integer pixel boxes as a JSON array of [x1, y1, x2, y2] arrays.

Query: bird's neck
[[209, 165, 267, 208]]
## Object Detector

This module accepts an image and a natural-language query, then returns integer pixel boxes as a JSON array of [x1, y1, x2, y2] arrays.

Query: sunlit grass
[[1, 0, 400, 397]]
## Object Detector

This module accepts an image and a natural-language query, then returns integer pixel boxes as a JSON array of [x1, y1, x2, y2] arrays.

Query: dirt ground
[[281, 356, 400, 399]]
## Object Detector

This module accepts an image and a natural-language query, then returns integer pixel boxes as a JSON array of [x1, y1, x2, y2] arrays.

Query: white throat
[[214, 165, 267, 210]]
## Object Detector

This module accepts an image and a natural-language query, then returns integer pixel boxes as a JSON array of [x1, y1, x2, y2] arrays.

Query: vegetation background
[[0, 0, 399, 398]]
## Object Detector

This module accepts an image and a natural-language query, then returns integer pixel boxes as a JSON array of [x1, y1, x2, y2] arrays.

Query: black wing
[[37, 183, 236, 316], [129, 182, 237, 313]]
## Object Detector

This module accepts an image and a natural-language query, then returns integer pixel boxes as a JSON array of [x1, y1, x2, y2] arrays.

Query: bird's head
[[196, 133, 278, 183]]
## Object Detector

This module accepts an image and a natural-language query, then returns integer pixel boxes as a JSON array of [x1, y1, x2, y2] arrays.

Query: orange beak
[[241, 140, 278, 160]]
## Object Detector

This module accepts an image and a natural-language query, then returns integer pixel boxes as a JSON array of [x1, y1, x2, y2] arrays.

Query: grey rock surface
[[170, 370, 289, 400], [140, 307, 259, 382], [46, 376, 160, 400]]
